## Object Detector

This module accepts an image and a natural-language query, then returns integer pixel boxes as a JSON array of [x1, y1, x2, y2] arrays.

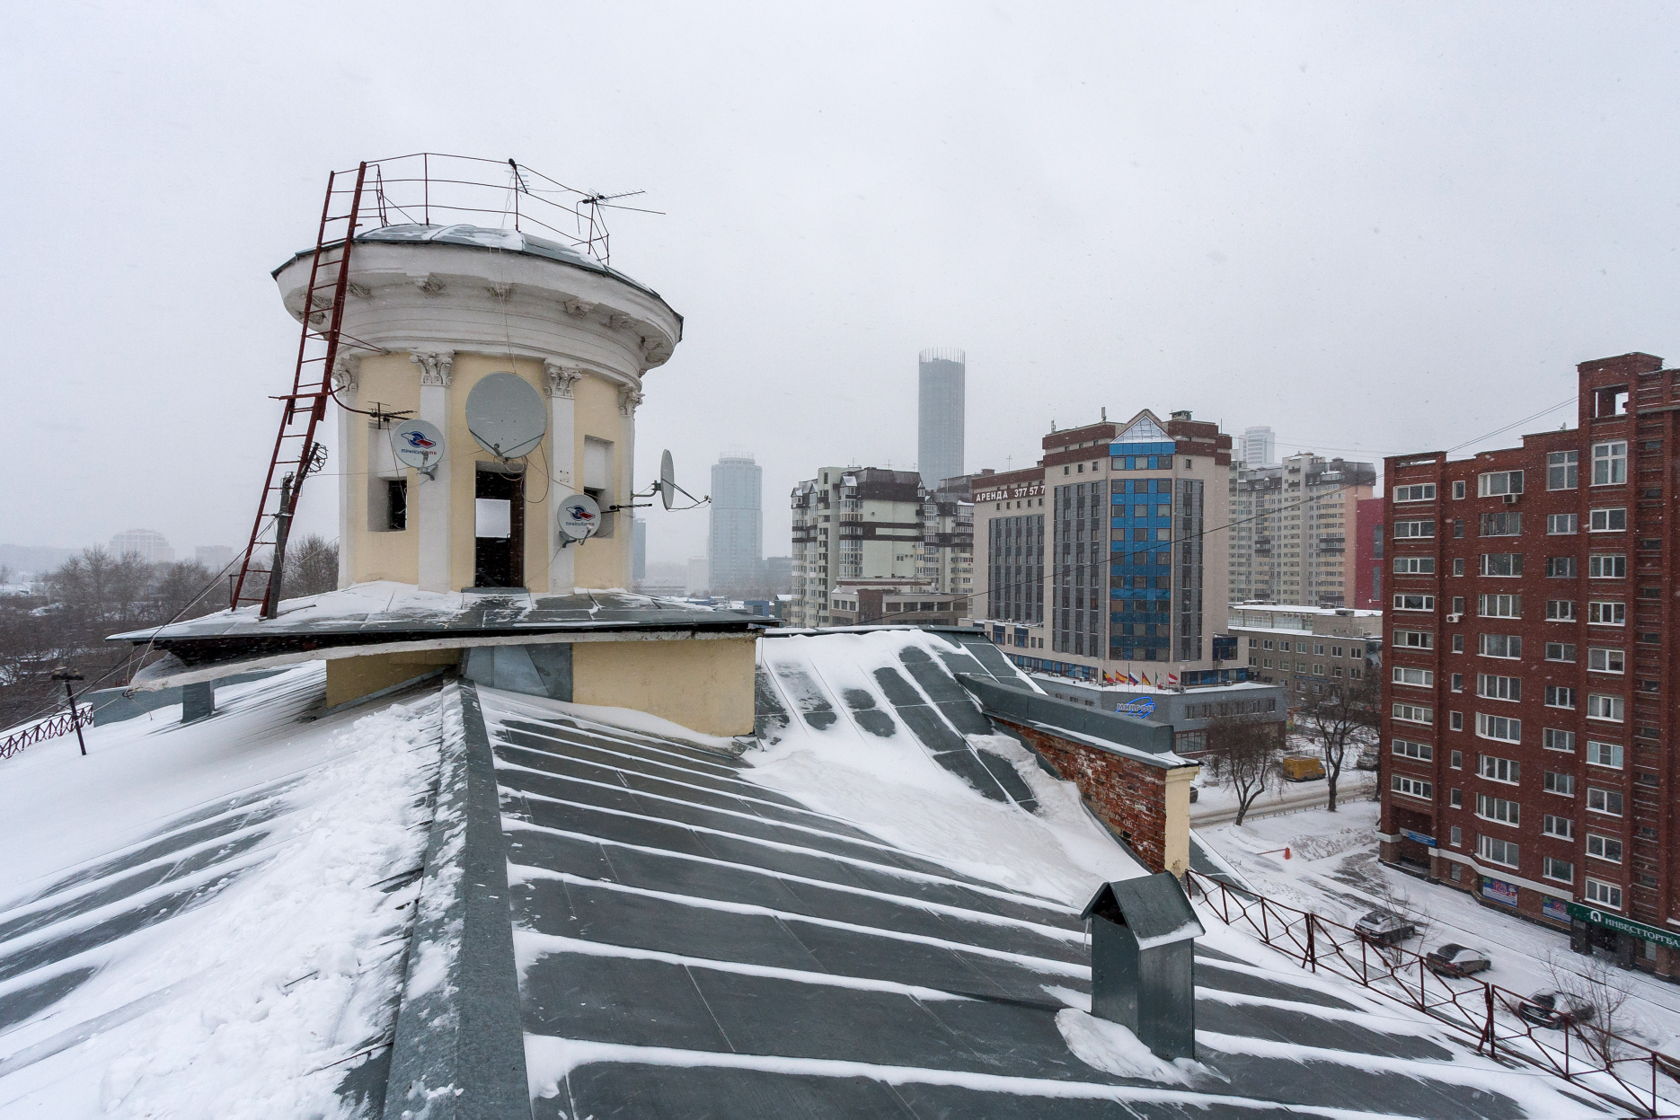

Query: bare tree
[[1295, 673, 1380, 811], [281, 535, 339, 600], [1544, 949, 1633, 1062], [151, 561, 223, 622], [1206, 712, 1284, 825]]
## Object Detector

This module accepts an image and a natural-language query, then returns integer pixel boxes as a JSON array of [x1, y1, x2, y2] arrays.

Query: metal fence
[[0, 706, 91, 761], [1186, 868, 1680, 1117]]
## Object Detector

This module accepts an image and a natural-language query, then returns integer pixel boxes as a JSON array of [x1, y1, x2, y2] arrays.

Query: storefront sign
[[1567, 903, 1680, 950], [1400, 829, 1436, 848], [1481, 878, 1519, 907], [1542, 898, 1571, 923], [1115, 697, 1157, 718], [974, 479, 1045, 503]]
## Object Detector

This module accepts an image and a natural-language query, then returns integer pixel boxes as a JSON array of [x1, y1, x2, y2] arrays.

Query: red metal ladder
[[230, 162, 370, 616]]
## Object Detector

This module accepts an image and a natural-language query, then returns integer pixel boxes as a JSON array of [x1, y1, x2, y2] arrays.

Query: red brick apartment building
[[1380, 352, 1680, 975]]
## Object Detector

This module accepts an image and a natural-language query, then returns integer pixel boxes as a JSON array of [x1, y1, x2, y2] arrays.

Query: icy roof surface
[[110, 581, 764, 646], [483, 634, 1613, 1117], [0, 666, 439, 1117], [349, 222, 665, 300]]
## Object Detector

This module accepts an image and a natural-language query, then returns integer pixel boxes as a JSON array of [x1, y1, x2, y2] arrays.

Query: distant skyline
[[4, 3, 1677, 571]]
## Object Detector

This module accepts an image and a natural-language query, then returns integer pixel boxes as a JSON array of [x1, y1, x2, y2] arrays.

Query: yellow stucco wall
[[345, 354, 421, 585], [1161, 764, 1199, 877], [570, 374, 632, 590], [572, 637, 757, 737], [325, 649, 460, 708], [446, 354, 553, 592]]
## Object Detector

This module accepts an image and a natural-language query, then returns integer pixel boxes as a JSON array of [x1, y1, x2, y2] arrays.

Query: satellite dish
[[558, 493, 602, 543], [659, 449, 676, 510], [465, 372, 547, 459], [390, 419, 446, 476]]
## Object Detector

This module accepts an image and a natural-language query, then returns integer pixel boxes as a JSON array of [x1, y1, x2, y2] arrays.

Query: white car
[[1353, 909, 1416, 945]]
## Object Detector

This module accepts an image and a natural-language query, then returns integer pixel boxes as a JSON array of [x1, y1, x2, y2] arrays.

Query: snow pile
[[0, 669, 442, 1119], [750, 630, 1142, 906], [1054, 1008, 1212, 1085]]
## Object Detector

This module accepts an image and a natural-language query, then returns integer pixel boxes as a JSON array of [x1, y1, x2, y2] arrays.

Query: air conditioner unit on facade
[[1502, 493, 1519, 505], [1446, 612, 1463, 622]]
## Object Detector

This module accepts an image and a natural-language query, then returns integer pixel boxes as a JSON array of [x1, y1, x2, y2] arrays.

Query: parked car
[[1425, 943, 1491, 977], [1353, 909, 1416, 945], [1354, 747, 1379, 771], [1517, 990, 1596, 1029], [1280, 755, 1326, 782]]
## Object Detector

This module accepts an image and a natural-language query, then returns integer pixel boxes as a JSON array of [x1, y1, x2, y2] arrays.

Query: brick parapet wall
[[999, 718, 1180, 873]]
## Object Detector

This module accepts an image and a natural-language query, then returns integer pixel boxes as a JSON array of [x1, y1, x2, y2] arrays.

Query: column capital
[[331, 353, 362, 391], [411, 350, 455, 388], [618, 386, 644, 416], [544, 360, 585, 399]]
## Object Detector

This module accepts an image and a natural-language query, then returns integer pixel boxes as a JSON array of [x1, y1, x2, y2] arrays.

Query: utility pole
[[50, 666, 87, 757], [262, 471, 296, 620]]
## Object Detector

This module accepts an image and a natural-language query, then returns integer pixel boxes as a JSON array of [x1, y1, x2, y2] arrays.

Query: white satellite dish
[[659, 449, 676, 510], [390, 419, 446, 476], [465, 373, 547, 459], [558, 493, 603, 543]]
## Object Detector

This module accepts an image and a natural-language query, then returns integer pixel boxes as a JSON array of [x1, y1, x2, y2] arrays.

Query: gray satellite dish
[[558, 493, 603, 543], [659, 449, 676, 510], [465, 373, 547, 459], [390, 419, 446, 476]]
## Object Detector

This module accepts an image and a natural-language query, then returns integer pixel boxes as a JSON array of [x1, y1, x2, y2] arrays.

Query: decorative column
[[619, 382, 644, 589], [411, 350, 454, 592], [332, 354, 361, 588], [546, 361, 584, 592]]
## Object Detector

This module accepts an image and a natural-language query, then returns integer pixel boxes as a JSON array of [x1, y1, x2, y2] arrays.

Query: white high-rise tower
[[917, 348, 965, 489]]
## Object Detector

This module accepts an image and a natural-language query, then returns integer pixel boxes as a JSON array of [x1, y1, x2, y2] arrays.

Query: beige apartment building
[[1230, 452, 1377, 608], [788, 468, 926, 627], [1227, 603, 1382, 705]]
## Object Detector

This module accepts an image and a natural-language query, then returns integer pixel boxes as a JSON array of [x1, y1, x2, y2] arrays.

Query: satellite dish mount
[[632, 449, 708, 512]]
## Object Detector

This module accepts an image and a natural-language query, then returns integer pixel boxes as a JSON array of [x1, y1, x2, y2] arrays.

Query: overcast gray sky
[[4, 1, 1677, 571]]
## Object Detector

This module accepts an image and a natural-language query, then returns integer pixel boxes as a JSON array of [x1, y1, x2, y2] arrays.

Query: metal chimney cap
[[1080, 872, 1204, 948]]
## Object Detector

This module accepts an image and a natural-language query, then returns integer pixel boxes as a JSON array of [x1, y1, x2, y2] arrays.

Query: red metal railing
[[0, 706, 92, 761], [1187, 869, 1680, 1117]]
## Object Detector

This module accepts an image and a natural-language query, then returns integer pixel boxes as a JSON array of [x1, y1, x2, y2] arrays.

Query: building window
[[1478, 470, 1524, 497], [1478, 835, 1520, 868], [1391, 774, 1433, 801], [1451, 672, 1464, 692], [1586, 834, 1624, 864], [1546, 556, 1577, 578], [1478, 754, 1520, 784], [1584, 878, 1623, 909], [1393, 483, 1436, 502], [1450, 826, 1463, 847], [1588, 554, 1627, 579], [1547, 513, 1578, 534], [1544, 685, 1576, 709], [1591, 440, 1628, 486], [1588, 601, 1626, 626], [1392, 702, 1433, 725], [1393, 556, 1435, 574], [1586, 740, 1624, 769], [1547, 450, 1579, 490], [1543, 728, 1576, 753], [1449, 711, 1465, 730], [1543, 771, 1575, 796], [1587, 647, 1625, 674], [1543, 815, 1574, 839], [1475, 712, 1521, 743], [1477, 793, 1521, 826], [1478, 633, 1522, 658], [1453, 479, 1467, 499], [1480, 511, 1522, 537], [1480, 553, 1523, 577], [1544, 856, 1574, 883], [1392, 738, 1433, 761], [1586, 694, 1624, 722], [1588, 507, 1628, 532], [1587, 787, 1625, 816], [1546, 600, 1577, 622], [1394, 519, 1436, 538], [1393, 593, 1435, 611], [1476, 673, 1521, 701], [1544, 642, 1576, 662], [1394, 629, 1434, 649], [1393, 666, 1434, 687], [1478, 593, 1520, 618]]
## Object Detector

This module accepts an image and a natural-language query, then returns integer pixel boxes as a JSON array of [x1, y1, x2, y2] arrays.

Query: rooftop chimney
[[1080, 872, 1204, 1059]]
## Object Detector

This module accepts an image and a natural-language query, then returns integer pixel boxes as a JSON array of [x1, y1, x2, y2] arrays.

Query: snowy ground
[[0, 665, 441, 1119], [1198, 800, 1680, 1056]]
